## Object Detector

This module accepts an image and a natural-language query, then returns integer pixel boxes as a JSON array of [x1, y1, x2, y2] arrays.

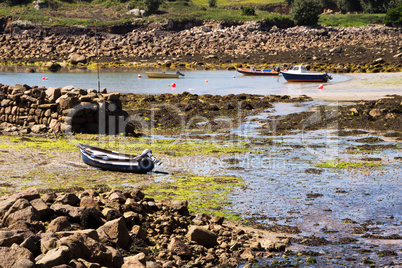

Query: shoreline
[[283, 72, 402, 101]]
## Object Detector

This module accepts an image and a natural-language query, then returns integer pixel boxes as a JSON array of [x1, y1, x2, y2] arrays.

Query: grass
[[319, 14, 385, 27]]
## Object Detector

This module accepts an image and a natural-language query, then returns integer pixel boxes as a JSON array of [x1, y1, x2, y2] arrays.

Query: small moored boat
[[146, 71, 185, 78], [237, 67, 280, 76], [77, 144, 161, 173], [281, 65, 332, 82]]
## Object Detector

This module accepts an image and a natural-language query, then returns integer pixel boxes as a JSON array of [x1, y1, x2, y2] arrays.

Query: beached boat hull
[[281, 65, 332, 82], [78, 144, 160, 173], [237, 68, 279, 76], [281, 72, 330, 82]]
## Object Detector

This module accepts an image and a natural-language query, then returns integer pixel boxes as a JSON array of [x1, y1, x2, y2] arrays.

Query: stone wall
[[0, 84, 131, 135]]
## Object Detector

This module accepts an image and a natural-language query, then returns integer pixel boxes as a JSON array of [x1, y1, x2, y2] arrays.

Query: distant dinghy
[[237, 67, 280, 76], [146, 71, 185, 78]]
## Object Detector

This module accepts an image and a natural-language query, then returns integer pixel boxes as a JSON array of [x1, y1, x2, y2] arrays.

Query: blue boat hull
[[282, 72, 329, 82]]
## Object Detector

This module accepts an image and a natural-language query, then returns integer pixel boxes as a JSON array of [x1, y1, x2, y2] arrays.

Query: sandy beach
[[300, 72, 402, 101]]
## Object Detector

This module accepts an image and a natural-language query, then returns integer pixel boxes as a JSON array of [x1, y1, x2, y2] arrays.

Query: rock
[[47, 216, 71, 233], [31, 124, 47, 133], [80, 196, 100, 210], [56, 193, 80, 206], [80, 208, 105, 229], [46, 87, 61, 102], [372, 58, 385, 64], [68, 53, 87, 64], [33, 0, 47, 10], [30, 198, 51, 218], [130, 189, 145, 201], [122, 252, 146, 267], [0, 243, 34, 268], [131, 224, 147, 240], [102, 207, 121, 221], [50, 203, 84, 220], [42, 193, 57, 203], [187, 226, 218, 248], [168, 200, 189, 216], [369, 108, 382, 118], [109, 191, 126, 203], [20, 235, 41, 256], [329, 46, 342, 53], [97, 217, 131, 249], [0, 230, 24, 247], [0, 188, 40, 216], [240, 248, 255, 260], [14, 258, 36, 268], [349, 107, 359, 115], [58, 96, 79, 110], [122, 256, 146, 268], [4, 205, 40, 227], [127, 9, 140, 16], [36, 245, 71, 267], [168, 237, 191, 258]]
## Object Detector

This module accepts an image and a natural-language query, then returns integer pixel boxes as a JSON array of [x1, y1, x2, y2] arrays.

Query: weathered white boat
[[145, 71, 185, 78]]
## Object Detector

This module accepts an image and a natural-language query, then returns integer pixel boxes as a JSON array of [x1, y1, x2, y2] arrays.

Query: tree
[[336, 0, 362, 13], [143, 0, 162, 13], [291, 0, 323, 25]]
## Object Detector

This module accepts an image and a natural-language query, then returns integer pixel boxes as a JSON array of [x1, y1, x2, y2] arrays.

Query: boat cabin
[[289, 65, 308, 73]]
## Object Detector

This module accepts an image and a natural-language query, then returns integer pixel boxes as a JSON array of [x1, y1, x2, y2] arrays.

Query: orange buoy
[[205, 80, 208, 83]]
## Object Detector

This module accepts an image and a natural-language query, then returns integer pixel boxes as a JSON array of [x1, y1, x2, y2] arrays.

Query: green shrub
[[208, 0, 217, 8], [384, 4, 402, 25], [291, 0, 323, 25], [242, 6, 256, 16], [144, 0, 162, 13]]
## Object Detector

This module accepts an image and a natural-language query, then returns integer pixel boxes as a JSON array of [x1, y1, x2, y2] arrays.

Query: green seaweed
[[315, 160, 381, 169]]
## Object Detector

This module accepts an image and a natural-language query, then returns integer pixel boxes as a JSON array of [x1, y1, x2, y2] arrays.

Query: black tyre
[[138, 157, 154, 171]]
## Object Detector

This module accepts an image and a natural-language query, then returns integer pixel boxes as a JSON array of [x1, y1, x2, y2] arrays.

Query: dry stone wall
[[0, 83, 132, 135]]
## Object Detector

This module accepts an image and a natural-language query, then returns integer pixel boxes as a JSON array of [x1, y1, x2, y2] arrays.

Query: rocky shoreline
[[0, 187, 285, 268], [1, 20, 401, 73]]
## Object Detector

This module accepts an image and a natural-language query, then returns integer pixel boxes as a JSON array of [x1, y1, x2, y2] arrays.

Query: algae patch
[[143, 175, 245, 220], [315, 160, 381, 169]]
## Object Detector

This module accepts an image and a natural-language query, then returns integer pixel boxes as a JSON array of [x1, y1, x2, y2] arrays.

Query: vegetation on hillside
[[0, 0, 399, 26]]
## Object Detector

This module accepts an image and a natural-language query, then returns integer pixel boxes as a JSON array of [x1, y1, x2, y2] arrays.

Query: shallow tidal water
[[0, 69, 350, 96], [1, 69, 401, 266], [156, 101, 401, 267]]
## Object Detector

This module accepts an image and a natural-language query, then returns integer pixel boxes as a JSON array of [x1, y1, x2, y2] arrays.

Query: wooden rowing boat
[[77, 144, 161, 173]]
